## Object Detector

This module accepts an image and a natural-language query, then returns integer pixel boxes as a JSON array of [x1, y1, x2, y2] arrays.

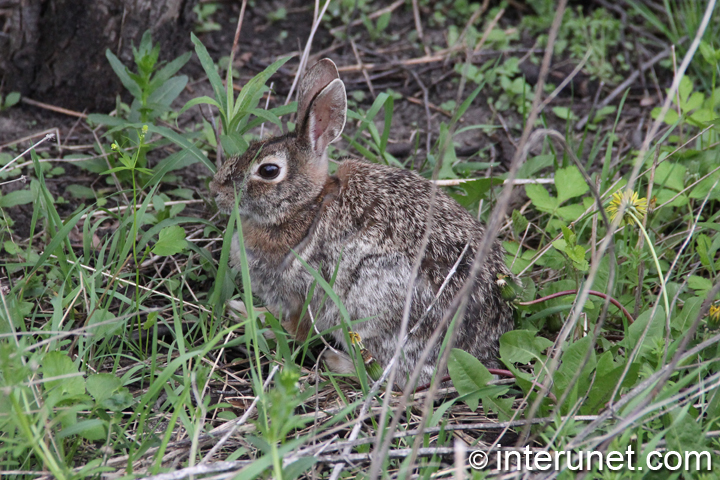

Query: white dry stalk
[[0, 133, 55, 174]]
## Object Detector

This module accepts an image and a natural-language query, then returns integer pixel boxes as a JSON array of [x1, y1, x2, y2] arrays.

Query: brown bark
[[0, 0, 197, 112]]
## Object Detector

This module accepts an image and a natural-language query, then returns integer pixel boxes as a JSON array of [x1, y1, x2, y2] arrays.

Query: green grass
[[2, 1, 720, 479]]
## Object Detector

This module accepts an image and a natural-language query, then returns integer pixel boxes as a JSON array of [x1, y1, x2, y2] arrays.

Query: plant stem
[[628, 211, 671, 326]]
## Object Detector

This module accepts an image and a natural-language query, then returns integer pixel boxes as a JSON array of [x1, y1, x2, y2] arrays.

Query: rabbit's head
[[210, 59, 347, 225]]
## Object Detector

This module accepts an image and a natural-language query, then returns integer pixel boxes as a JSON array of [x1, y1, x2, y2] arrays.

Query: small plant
[[193, 2, 221, 33], [0, 91, 20, 111]]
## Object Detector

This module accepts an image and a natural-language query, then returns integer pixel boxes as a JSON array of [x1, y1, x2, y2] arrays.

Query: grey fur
[[210, 59, 515, 388]]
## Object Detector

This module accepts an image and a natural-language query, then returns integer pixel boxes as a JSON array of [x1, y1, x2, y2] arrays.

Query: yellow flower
[[607, 190, 648, 225], [111, 143, 119, 151], [709, 305, 720, 325]]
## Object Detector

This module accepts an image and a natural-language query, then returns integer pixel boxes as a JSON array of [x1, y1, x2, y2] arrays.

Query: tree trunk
[[0, 0, 197, 112]]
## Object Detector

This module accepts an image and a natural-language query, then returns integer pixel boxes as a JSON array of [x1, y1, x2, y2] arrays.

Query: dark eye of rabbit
[[258, 164, 280, 180]]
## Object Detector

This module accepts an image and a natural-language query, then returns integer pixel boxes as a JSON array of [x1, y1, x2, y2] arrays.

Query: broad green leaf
[[482, 396, 514, 421], [0, 189, 34, 208], [499, 330, 553, 365], [152, 225, 187, 256], [87, 308, 124, 337], [4, 92, 20, 108], [86, 373, 122, 403], [554, 336, 596, 396], [624, 306, 665, 360], [58, 419, 107, 441], [672, 296, 703, 332], [557, 204, 586, 222], [66, 185, 96, 199], [688, 275, 713, 296], [555, 166, 589, 204], [42, 352, 85, 398], [525, 184, 558, 213], [448, 348, 493, 404], [653, 162, 685, 192]]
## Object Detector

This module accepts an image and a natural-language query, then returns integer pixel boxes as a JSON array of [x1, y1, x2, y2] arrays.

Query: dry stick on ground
[[20, 97, 88, 119], [411, 0, 430, 56], [350, 39, 376, 98]]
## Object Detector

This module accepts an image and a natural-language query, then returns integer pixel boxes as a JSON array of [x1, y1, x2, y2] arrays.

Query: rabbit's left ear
[[304, 78, 347, 156]]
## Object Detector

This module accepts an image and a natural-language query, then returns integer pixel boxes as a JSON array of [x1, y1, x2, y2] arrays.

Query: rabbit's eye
[[258, 164, 280, 180]]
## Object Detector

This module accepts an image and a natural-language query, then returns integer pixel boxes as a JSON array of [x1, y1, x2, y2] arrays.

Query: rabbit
[[209, 58, 516, 389]]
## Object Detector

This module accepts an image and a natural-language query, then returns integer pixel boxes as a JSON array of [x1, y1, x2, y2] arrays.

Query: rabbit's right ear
[[302, 78, 346, 156], [297, 59, 340, 122]]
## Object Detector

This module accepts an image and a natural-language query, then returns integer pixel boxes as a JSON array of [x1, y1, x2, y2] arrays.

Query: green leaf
[[42, 352, 85, 398], [653, 162, 685, 192], [179, 95, 224, 116], [86, 373, 122, 403], [152, 225, 187, 256], [147, 75, 188, 108], [688, 275, 713, 296], [148, 124, 216, 174], [449, 178, 503, 209], [149, 51, 192, 91], [554, 336, 596, 397], [448, 349, 493, 396], [220, 132, 249, 157], [0, 189, 34, 208], [4, 91, 20, 108], [525, 184, 558, 213], [482, 396, 514, 421], [66, 184, 96, 200], [87, 308, 124, 337], [190, 33, 227, 114], [59, 419, 107, 441], [624, 306, 665, 359], [233, 56, 292, 122], [557, 204, 586, 222], [499, 330, 553, 365], [555, 166, 589, 204], [672, 297, 703, 332], [106, 50, 142, 98]]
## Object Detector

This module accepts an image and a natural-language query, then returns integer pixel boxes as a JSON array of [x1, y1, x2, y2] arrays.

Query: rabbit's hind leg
[[322, 350, 357, 378]]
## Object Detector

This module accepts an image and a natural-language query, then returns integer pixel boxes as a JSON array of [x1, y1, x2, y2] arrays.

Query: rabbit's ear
[[304, 78, 347, 156], [297, 59, 339, 124]]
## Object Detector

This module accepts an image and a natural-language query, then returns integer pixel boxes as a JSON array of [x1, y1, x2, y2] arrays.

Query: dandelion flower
[[607, 190, 648, 225], [709, 304, 720, 326]]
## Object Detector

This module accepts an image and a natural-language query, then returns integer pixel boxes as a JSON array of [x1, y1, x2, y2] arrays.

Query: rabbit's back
[[295, 159, 514, 384]]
